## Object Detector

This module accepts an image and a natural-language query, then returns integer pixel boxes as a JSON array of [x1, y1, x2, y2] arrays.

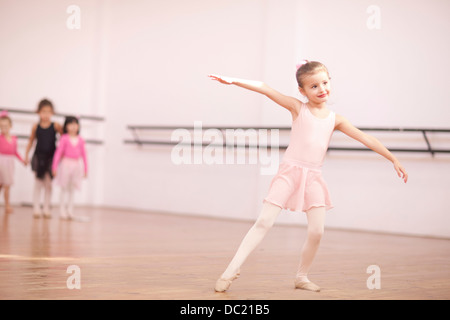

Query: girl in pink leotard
[[0, 111, 26, 214], [52, 116, 88, 220], [208, 60, 408, 292]]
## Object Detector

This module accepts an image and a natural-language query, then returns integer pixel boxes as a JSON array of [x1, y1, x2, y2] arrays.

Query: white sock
[[67, 186, 74, 218], [60, 188, 68, 218], [33, 178, 44, 213], [43, 173, 52, 214]]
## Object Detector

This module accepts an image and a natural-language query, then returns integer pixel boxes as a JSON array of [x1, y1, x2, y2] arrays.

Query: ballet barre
[[1, 107, 105, 122], [124, 125, 450, 156], [3, 107, 105, 145], [16, 134, 103, 145]]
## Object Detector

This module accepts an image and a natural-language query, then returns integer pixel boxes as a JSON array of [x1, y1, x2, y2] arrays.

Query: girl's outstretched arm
[[335, 114, 408, 183], [208, 74, 301, 117]]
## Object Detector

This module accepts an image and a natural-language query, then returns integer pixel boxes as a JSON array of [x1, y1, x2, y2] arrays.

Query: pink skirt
[[263, 159, 334, 213], [0, 154, 15, 186], [56, 157, 84, 190]]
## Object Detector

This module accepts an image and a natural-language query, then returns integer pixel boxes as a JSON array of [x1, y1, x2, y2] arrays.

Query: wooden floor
[[0, 206, 449, 300]]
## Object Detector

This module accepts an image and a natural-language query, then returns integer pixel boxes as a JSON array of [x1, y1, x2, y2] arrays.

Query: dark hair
[[296, 61, 330, 88], [37, 98, 54, 113], [63, 116, 80, 134]]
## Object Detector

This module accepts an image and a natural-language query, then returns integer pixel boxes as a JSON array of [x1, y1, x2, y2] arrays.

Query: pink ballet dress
[[52, 134, 87, 190], [263, 103, 335, 213], [0, 135, 24, 186]]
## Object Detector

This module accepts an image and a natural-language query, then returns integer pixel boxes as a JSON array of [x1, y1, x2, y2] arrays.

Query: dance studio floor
[[0, 206, 449, 300]]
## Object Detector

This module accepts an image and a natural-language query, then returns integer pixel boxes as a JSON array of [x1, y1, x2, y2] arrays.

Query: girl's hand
[[208, 74, 234, 85], [393, 160, 408, 183]]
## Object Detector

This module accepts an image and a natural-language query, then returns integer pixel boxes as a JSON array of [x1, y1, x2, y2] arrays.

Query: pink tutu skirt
[[0, 154, 15, 186], [263, 158, 333, 213], [56, 157, 84, 190]]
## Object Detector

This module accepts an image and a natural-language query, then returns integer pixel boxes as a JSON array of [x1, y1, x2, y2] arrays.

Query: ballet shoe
[[43, 212, 52, 219], [33, 212, 42, 219], [294, 279, 321, 292], [60, 214, 70, 220], [60, 209, 68, 220], [214, 270, 240, 292], [70, 215, 91, 223]]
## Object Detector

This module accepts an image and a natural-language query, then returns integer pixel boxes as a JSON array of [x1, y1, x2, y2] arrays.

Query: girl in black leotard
[[25, 99, 63, 218]]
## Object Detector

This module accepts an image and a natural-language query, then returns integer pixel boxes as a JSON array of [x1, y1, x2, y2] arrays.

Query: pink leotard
[[52, 134, 88, 174], [263, 103, 335, 213], [0, 135, 24, 162]]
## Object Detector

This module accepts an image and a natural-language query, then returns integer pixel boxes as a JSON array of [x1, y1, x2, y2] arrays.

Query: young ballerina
[[208, 60, 408, 292], [24, 99, 63, 218], [0, 111, 26, 213], [52, 116, 88, 220]]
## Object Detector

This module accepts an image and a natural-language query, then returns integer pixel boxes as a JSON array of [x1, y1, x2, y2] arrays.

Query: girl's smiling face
[[299, 70, 331, 104]]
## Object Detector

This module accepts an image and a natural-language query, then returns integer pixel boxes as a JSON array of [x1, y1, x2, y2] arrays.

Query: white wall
[[1, 0, 449, 238], [101, 0, 268, 220]]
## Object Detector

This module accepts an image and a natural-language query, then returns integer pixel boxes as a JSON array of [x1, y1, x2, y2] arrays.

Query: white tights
[[60, 186, 75, 218], [296, 206, 326, 282], [33, 174, 52, 214], [221, 202, 326, 282]]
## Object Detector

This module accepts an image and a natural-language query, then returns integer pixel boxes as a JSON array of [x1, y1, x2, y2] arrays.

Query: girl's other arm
[[335, 114, 408, 183], [208, 74, 301, 118], [24, 124, 37, 165]]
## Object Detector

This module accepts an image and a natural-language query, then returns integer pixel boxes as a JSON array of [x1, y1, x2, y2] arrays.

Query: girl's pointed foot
[[214, 270, 240, 292], [294, 279, 321, 292]]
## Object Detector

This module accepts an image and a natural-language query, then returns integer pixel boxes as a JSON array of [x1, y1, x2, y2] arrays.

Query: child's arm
[[80, 137, 88, 177], [335, 114, 408, 183], [208, 74, 301, 117], [24, 124, 37, 165], [14, 142, 26, 165], [15, 152, 25, 164], [51, 135, 66, 176], [54, 122, 63, 135]]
